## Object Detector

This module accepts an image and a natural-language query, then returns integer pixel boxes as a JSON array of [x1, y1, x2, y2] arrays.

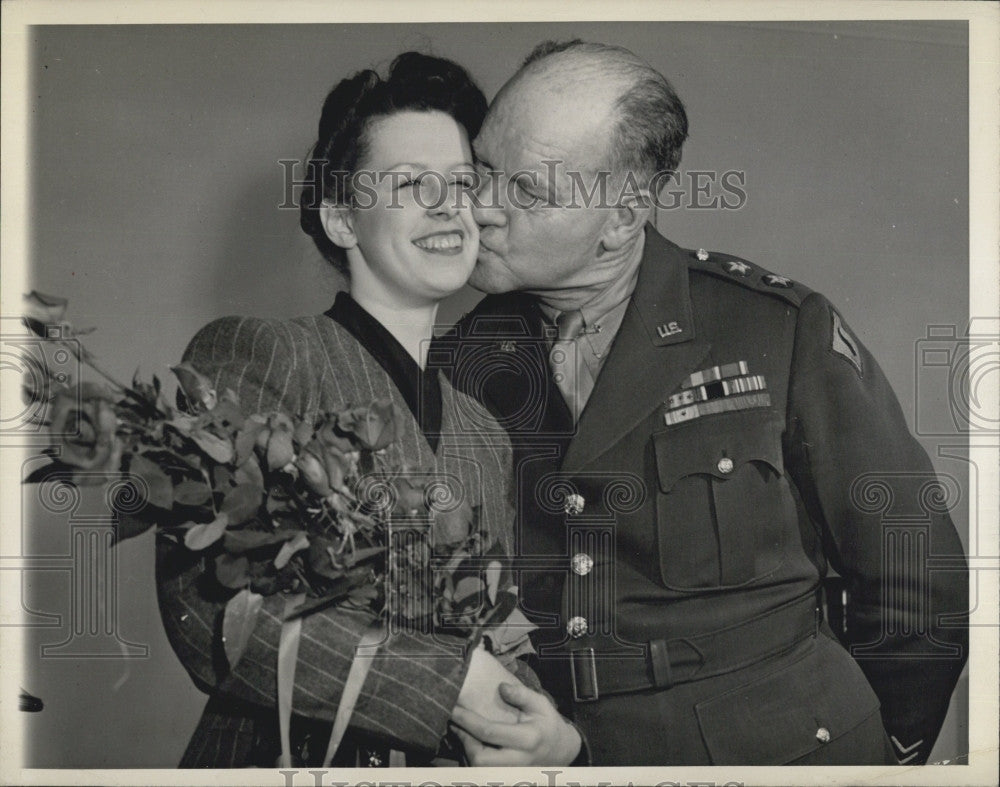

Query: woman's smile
[[413, 229, 465, 255]]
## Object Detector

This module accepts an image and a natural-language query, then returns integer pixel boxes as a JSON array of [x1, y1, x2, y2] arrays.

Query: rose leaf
[[215, 553, 251, 589], [189, 428, 233, 464], [184, 513, 230, 550], [220, 483, 263, 525], [222, 588, 263, 669], [273, 532, 310, 570], [129, 454, 174, 510], [173, 479, 212, 506]]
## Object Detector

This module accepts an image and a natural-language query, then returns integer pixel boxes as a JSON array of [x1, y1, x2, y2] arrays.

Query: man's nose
[[471, 173, 507, 227]]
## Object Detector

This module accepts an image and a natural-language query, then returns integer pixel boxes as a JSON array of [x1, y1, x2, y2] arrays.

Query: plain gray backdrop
[[21, 21, 968, 767]]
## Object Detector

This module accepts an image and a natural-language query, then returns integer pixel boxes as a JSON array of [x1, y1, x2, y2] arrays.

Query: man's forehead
[[477, 81, 616, 172]]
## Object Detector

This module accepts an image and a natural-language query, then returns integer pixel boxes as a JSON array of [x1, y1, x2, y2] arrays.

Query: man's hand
[[451, 681, 582, 766]]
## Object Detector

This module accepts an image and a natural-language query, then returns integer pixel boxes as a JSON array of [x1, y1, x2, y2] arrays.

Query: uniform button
[[717, 457, 734, 474], [815, 727, 831, 744], [566, 616, 589, 638], [563, 493, 585, 515], [571, 553, 594, 576]]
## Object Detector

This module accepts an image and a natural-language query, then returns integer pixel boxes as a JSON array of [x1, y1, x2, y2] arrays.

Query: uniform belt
[[568, 593, 819, 703]]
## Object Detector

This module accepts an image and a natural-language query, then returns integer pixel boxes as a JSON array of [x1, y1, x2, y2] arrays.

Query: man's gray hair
[[521, 39, 689, 188]]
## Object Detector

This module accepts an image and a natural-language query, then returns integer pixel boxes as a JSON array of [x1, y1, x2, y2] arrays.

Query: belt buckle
[[569, 647, 599, 703]]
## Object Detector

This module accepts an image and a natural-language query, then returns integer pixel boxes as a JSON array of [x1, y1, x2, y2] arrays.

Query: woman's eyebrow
[[381, 161, 422, 171], [382, 160, 476, 172]]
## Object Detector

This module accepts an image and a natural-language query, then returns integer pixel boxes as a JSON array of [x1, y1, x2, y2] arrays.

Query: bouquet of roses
[[21, 291, 533, 763]]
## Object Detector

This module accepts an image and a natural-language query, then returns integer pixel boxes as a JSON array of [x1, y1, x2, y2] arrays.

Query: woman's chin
[[429, 277, 474, 301], [427, 261, 477, 298]]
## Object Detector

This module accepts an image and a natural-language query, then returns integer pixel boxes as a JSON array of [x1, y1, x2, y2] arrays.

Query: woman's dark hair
[[300, 52, 487, 276]]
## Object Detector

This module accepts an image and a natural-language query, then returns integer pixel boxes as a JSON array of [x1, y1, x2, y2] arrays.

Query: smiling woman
[[320, 110, 479, 313], [147, 51, 579, 768]]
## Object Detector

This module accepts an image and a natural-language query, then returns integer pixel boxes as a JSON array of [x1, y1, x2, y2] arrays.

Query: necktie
[[550, 309, 594, 423]]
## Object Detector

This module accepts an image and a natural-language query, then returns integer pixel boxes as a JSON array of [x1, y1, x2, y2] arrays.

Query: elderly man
[[445, 40, 968, 766]]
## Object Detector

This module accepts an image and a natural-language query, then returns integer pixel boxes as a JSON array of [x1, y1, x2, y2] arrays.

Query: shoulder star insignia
[[762, 273, 793, 288], [725, 260, 752, 276]]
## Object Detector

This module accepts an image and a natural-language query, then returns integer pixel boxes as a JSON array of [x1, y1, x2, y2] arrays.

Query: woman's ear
[[319, 202, 358, 250]]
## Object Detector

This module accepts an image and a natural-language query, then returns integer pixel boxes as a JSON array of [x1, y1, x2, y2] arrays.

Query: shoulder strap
[[684, 247, 813, 308]]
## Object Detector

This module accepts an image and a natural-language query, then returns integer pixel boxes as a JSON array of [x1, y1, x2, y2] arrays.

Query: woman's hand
[[451, 681, 582, 766], [455, 645, 521, 725]]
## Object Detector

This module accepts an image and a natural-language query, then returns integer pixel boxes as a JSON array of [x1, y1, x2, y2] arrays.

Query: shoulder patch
[[687, 247, 812, 307], [830, 309, 863, 377]]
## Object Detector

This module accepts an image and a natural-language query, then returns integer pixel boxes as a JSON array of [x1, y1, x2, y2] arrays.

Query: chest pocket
[[652, 408, 795, 590]]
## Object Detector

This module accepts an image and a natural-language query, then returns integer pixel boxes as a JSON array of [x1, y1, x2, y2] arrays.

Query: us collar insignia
[[656, 321, 683, 339]]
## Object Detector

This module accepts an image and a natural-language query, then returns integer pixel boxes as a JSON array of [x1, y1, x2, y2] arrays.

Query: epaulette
[[684, 246, 812, 308]]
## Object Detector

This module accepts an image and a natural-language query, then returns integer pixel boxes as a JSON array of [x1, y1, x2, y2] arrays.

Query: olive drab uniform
[[438, 225, 968, 766]]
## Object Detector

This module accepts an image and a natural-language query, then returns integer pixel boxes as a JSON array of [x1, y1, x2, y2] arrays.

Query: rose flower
[[48, 382, 122, 478]]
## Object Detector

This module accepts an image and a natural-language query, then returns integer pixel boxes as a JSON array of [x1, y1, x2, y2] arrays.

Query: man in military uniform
[[444, 40, 968, 765]]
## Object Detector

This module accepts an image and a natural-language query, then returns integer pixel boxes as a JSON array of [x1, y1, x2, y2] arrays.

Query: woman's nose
[[424, 182, 459, 219], [427, 197, 458, 219]]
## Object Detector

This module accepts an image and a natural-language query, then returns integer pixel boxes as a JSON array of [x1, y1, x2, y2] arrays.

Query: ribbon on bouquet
[[277, 593, 307, 769], [322, 623, 383, 766], [276, 595, 385, 768]]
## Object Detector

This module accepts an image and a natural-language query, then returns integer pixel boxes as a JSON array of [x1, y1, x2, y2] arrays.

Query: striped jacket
[[156, 313, 516, 766]]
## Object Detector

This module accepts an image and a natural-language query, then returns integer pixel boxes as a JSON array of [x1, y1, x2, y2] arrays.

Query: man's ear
[[601, 191, 652, 252], [319, 202, 358, 250]]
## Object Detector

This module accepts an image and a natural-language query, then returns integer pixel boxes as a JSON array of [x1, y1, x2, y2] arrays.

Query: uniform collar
[[537, 243, 644, 333], [629, 223, 696, 347], [561, 224, 710, 472]]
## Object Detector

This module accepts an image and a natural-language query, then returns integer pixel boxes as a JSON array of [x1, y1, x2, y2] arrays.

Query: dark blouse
[[325, 291, 442, 452]]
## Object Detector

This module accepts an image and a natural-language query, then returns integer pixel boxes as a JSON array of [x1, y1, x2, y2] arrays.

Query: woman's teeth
[[413, 233, 462, 251]]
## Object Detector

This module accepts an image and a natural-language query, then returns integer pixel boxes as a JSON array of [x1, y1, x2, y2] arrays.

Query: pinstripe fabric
[[157, 314, 516, 766]]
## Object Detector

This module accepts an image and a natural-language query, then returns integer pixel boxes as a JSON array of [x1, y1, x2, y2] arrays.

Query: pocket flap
[[695, 638, 882, 764], [654, 409, 784, 492]]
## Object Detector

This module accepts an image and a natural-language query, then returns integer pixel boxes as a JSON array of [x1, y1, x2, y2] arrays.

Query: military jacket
[[440, 225, 968, 765]]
